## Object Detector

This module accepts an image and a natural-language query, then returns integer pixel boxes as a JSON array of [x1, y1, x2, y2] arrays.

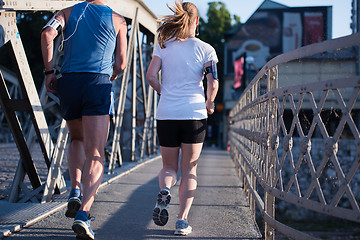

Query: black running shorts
[[157, 119, 207, 147]]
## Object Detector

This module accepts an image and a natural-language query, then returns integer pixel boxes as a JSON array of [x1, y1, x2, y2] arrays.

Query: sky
[[141, 0, 352, 39]]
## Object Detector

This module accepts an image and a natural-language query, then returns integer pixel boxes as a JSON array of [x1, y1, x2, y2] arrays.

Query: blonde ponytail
[[157, 1, 198, 48]]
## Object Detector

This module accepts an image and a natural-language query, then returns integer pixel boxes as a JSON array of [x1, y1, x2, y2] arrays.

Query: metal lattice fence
[[229, 33, 360, 240]]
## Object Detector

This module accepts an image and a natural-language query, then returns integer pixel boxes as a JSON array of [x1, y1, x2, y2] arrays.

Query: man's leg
[[65, 118, 85, 218], [66, 118, 85, 190], [80, 115, 110, 214]]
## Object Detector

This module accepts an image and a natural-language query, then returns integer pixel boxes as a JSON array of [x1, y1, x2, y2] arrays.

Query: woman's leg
[[158, 146, 180, 190], [153, 146, 180, 226], [177, 142, 203, 220]]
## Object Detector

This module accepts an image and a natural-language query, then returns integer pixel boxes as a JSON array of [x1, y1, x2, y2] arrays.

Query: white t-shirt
[[153, 37, 218, 120]]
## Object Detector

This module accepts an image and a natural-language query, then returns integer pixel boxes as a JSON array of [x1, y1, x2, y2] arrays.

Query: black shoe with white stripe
[[65, 189, 82, 218]]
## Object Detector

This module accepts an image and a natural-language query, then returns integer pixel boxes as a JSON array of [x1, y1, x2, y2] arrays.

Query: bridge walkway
[[2, 148, 261, 239]]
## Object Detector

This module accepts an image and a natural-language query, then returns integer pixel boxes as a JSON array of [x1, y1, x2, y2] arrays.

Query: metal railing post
[[264, 66, 278, 240]]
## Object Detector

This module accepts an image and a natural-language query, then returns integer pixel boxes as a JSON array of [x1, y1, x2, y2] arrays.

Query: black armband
[[204, 61, 218, 79]]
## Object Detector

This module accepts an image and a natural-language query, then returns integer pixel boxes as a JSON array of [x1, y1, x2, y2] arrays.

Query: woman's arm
[[146, 56, 162, 94], [204, 61, 219, 115]]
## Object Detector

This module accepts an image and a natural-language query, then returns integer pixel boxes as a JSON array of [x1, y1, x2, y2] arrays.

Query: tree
[[199, 2, 239, 50], [198, 2, 240, 147]]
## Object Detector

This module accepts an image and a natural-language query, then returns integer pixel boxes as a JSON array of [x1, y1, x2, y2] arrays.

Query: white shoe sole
[[174, 226, 192, 235], [72, 220, 94, 240]]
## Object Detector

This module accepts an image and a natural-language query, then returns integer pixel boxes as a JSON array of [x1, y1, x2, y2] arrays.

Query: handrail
[[231, 33, 360, 109], [229, 33, 360, 240]]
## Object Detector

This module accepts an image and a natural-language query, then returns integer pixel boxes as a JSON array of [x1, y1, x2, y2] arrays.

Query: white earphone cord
[[58, 2, 90, 52]]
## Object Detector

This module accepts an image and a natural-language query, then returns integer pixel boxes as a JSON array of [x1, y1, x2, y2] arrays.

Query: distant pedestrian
[[41, 0, 127, 239], [146, 0, 219, 235]]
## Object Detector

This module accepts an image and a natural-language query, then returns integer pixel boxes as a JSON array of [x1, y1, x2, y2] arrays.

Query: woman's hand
[[206, 99, 215, 115]]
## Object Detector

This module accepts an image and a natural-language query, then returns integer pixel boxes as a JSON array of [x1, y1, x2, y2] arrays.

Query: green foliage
[[199, 2, 240, 49], [233, 14, 240, 24]]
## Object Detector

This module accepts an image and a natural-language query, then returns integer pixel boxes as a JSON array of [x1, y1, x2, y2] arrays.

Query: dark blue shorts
[[57, 73, 114, 121], [157, 119, 207, 147]]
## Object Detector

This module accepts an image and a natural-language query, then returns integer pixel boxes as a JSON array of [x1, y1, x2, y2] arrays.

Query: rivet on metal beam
[[270, 134, 279, 150], [283, 135, 293, 152], [300, 136, 311, 154], [324, 137, 338, 157]]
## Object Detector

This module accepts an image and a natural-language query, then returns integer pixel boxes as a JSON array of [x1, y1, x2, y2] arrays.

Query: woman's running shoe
[[174, 219, 192, 235], [152, 188, 171, 226]]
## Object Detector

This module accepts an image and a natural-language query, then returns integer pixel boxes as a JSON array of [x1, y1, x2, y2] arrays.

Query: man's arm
[[41, 11, 65, 71], [40, 10, 66, 93], [111, 13, 127, 81]]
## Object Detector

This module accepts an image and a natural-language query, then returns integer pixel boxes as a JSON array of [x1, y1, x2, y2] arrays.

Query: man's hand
[[110, 74, 117, 81], [45, 73, 57, 93]]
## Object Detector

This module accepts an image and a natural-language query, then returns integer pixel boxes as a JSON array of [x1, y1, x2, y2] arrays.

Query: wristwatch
[[44, 69, 55, 75]]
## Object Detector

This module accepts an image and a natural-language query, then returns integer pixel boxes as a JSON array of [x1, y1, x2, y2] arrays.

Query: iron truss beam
[[0, 0, 157, 34]]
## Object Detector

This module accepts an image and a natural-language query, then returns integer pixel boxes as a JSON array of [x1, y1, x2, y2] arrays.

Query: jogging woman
[[146, 0, 219, 235]]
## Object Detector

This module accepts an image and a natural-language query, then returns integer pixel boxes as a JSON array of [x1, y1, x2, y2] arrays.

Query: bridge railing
[[229, 33, 360, 240]]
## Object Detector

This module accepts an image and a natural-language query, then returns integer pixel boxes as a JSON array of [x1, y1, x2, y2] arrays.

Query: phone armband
[[42, 14, 63, 33], [204, 61, 218, 79]]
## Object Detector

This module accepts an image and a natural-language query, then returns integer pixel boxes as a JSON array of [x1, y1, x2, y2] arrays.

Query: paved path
[[4, 148, 261, 239]]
